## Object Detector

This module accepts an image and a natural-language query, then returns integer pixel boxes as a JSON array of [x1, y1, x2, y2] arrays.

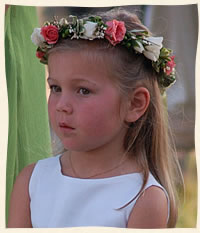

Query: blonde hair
[[48, 8, 183, 227]]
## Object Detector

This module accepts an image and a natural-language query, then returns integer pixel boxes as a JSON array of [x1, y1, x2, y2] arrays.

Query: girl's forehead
[[48, 50, 116, 84], [48, 50, 114, 76], [49, 49, 108, 63]]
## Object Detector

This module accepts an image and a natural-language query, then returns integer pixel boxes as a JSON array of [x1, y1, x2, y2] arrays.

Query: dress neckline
[[55, 153, 142, 183]]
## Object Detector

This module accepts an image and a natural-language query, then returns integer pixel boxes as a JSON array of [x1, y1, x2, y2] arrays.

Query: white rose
[[133, 41, 144, 53], [144, 43, 162, 62], [146, 36, 163, 48], [143, 50, 158, 62], [59, 18, 68, 26], [81, 21, 98, 39], [31, 28, 45, 47]]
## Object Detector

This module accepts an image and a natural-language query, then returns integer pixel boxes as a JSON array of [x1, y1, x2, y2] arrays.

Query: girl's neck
[[60, 148, 141, 179]]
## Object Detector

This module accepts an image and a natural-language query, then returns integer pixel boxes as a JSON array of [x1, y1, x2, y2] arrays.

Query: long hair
[[47, 8, 184, 227]]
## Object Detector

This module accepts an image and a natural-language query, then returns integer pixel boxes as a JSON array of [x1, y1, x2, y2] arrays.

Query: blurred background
[[37, 5, 198, 228]]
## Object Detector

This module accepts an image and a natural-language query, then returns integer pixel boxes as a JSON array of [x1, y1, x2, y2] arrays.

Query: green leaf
[[126, 42, 131, 48], [132, 40, 140, 48], [129, 29, 148, 35]]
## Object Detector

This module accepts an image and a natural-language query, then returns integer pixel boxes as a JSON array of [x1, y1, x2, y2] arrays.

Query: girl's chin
[[61, 140, 98, 153], [61, 140, 86, 152]]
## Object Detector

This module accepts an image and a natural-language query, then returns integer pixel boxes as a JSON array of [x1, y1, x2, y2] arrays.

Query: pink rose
[[165, 56, 176, 75], [105, 20, 126, 46], [41, 25, 59, 44], [36, 51, 45, 59]]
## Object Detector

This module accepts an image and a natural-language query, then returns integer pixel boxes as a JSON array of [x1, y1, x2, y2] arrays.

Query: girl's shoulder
[[17, 163, 36, 180], [10, 162, 36, 195], [7, 163, 36, 227], [12, 162, 37, 190], [8, 156, 57, 228], [127, 185, 168, 228]]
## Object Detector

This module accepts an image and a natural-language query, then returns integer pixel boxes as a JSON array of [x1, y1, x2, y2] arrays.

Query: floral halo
[[31, 15, 176, 91]]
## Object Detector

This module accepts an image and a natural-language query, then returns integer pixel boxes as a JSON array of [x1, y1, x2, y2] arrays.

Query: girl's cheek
[[48, 96, 57, 118], [48, 94, 57, 107]]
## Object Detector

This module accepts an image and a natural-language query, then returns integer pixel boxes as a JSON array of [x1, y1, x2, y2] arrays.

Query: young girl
[[7, 8, 183, 228]]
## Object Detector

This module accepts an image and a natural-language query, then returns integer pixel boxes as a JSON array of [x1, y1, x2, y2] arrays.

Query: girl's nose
[[56, 98, 73, 114]]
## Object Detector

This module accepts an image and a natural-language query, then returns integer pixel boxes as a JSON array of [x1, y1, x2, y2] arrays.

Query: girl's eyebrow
[[71, 78, 97, 87], [47, 77, 97, 87]]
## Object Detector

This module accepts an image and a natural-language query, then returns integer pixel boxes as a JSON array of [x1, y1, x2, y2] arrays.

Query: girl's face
[[48, 50, 128, 153]]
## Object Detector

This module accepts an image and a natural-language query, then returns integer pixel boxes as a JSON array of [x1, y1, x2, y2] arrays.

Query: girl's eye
[[78, 88, 91, 96], [49, 85, 61, 93]]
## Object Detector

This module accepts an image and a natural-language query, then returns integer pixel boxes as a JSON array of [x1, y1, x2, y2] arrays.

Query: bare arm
[[127, 186, 168, 228], [7, 163, 36, 228]]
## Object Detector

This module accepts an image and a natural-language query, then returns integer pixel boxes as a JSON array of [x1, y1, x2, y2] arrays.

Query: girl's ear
[[125, 87, 150, 123]]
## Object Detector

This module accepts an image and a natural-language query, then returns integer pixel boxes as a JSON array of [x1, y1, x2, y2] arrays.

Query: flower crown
[[31, 15, 176, 90]]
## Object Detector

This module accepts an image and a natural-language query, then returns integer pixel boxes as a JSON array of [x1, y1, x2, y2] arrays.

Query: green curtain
[[5, 5, 51, 225]]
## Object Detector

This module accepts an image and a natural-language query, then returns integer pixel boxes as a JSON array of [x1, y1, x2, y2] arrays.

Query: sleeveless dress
[[29, 154, 170, 228]]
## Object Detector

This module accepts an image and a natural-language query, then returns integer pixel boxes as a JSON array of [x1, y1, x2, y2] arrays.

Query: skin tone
[[7, 50, 168, 228], [47, 51, 139, 178]]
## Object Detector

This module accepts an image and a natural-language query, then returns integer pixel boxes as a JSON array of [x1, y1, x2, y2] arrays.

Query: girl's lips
[[58, 122, 75, 132], [59, 123, 73, 129]]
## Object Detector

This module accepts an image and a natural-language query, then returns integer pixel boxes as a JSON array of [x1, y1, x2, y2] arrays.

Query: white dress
[[29, 154, 170, 228]]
